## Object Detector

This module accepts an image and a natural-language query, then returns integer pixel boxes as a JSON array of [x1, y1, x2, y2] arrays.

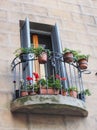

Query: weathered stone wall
[[0, 0, 97, 130]]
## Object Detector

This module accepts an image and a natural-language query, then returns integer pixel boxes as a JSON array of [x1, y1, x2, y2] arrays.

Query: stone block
[[28, 116, 66, 130], [87, 25, 97, 34], [0, 10, 7, 22], [82, 15, 95, 25], [0, 21, 19, 34], [0, 33, 9, 46], [9, 34, 20, 47], [0, 0, 23, 14], [72, 12, 95, 25], [62, 21, 86, 32], [92, 0, 97, 8], [76, 33, 94, 45], [23, 4, 48, 16], [0, 110, 28, 129], [0, 46, 15, 60], [82, 6, 97, 16], [48, 9, 71, 19], [77, 0, 93, 6], [58, 2, 81, 13], [60, 30, 77, 42]]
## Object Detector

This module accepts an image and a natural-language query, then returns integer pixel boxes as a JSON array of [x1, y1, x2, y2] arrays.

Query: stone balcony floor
[[11, 95, 88, 117]]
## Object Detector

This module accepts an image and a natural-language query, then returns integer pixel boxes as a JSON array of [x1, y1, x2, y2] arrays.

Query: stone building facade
[[0, 0, 97, 130]]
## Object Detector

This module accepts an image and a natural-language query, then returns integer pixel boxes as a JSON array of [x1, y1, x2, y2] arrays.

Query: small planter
[[40, 88, 59, 95], [62, 90, 68, 96], [77, 93, 85, 102], [63, 48, 79, 63], [77, 89, 91, 101], [78, 59, 88, 70], [69, 90, 78, 98], [76, 54, 89, 70], [33, 46, 50, 64], [20, 90, 28, 97], [29, 91, 37, 95], [63, 52, 74, 63], [38, 52, 47, 64], [54, 89, 60, 95], [68, 87, 78, 98], [47, 88, 54, 95], [15, 89, 20, 99], [40, 87, 47, 94]]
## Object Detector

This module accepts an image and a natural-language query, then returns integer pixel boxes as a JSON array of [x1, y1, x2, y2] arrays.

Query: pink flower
[[60, 77, 67, 81], [56, 74, 61, 80], [56, 74, 66, 81]]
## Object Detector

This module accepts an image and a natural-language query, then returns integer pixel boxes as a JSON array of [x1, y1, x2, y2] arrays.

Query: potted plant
[[76, 54, 90, 70], [33, 46, 50, 64], [20, 75, 39, 95], [20, 84, 38, 96], [28, 83, 39, 95], [63, 48, 80, 63], [26, 84, 34, 95], [24, 76, 33, 95], [37, 78, 47, 94], [77, 89, 91, 101], [20, 87, 29, 97], [61, 88, 68, 96], [53, 79, 61, 94], [15, 89, 20, 99], [84, 89, 91, 96], [19, 78, 29, 97], [46, 76, 55, 95], [47, 76, 61, 95], [68, 86, 78, 98], [14, 47, 34, 62]]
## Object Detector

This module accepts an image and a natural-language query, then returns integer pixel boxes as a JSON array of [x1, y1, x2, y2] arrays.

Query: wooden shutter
[[20, 18, 33, 83], [32, 35, 40, 75]]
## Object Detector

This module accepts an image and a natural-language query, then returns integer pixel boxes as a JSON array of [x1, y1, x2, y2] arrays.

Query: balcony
[[11, 95, 88, 116], [11, 50, 90, 117]]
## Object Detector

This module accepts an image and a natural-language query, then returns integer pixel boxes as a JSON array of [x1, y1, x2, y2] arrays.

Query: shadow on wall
[[11, 113, 87, 130]]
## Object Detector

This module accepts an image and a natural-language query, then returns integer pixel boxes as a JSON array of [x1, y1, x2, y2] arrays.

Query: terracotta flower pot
[[63, 52, 73, 63], [69, 90, 77, 98], [47, 88, 54, 95], [20, 91, 28, 97], [62, 90, 68, 96], [29, 91, 37, 95], [78, 59, 88, 70], [40, 87, 47, 94], [38, 52, 47, 64], [54, 89, 60, 95]]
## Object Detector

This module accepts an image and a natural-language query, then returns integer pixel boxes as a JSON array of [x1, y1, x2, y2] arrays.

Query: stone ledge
[[10, 95, 88, 117]]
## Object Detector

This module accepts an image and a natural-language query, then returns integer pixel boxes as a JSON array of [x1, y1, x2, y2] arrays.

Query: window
[[20, 18, 66, 87]]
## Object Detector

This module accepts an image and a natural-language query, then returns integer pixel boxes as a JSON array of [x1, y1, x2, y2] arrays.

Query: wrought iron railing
[[11, 51, 91, 102]]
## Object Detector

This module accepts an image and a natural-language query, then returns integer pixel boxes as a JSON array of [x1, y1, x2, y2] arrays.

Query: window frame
[[20, 18, 67, 87]]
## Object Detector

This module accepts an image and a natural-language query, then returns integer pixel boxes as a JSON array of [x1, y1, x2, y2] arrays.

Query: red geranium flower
[[33, 72, 39, 81], [26, 76, 33, 81]]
